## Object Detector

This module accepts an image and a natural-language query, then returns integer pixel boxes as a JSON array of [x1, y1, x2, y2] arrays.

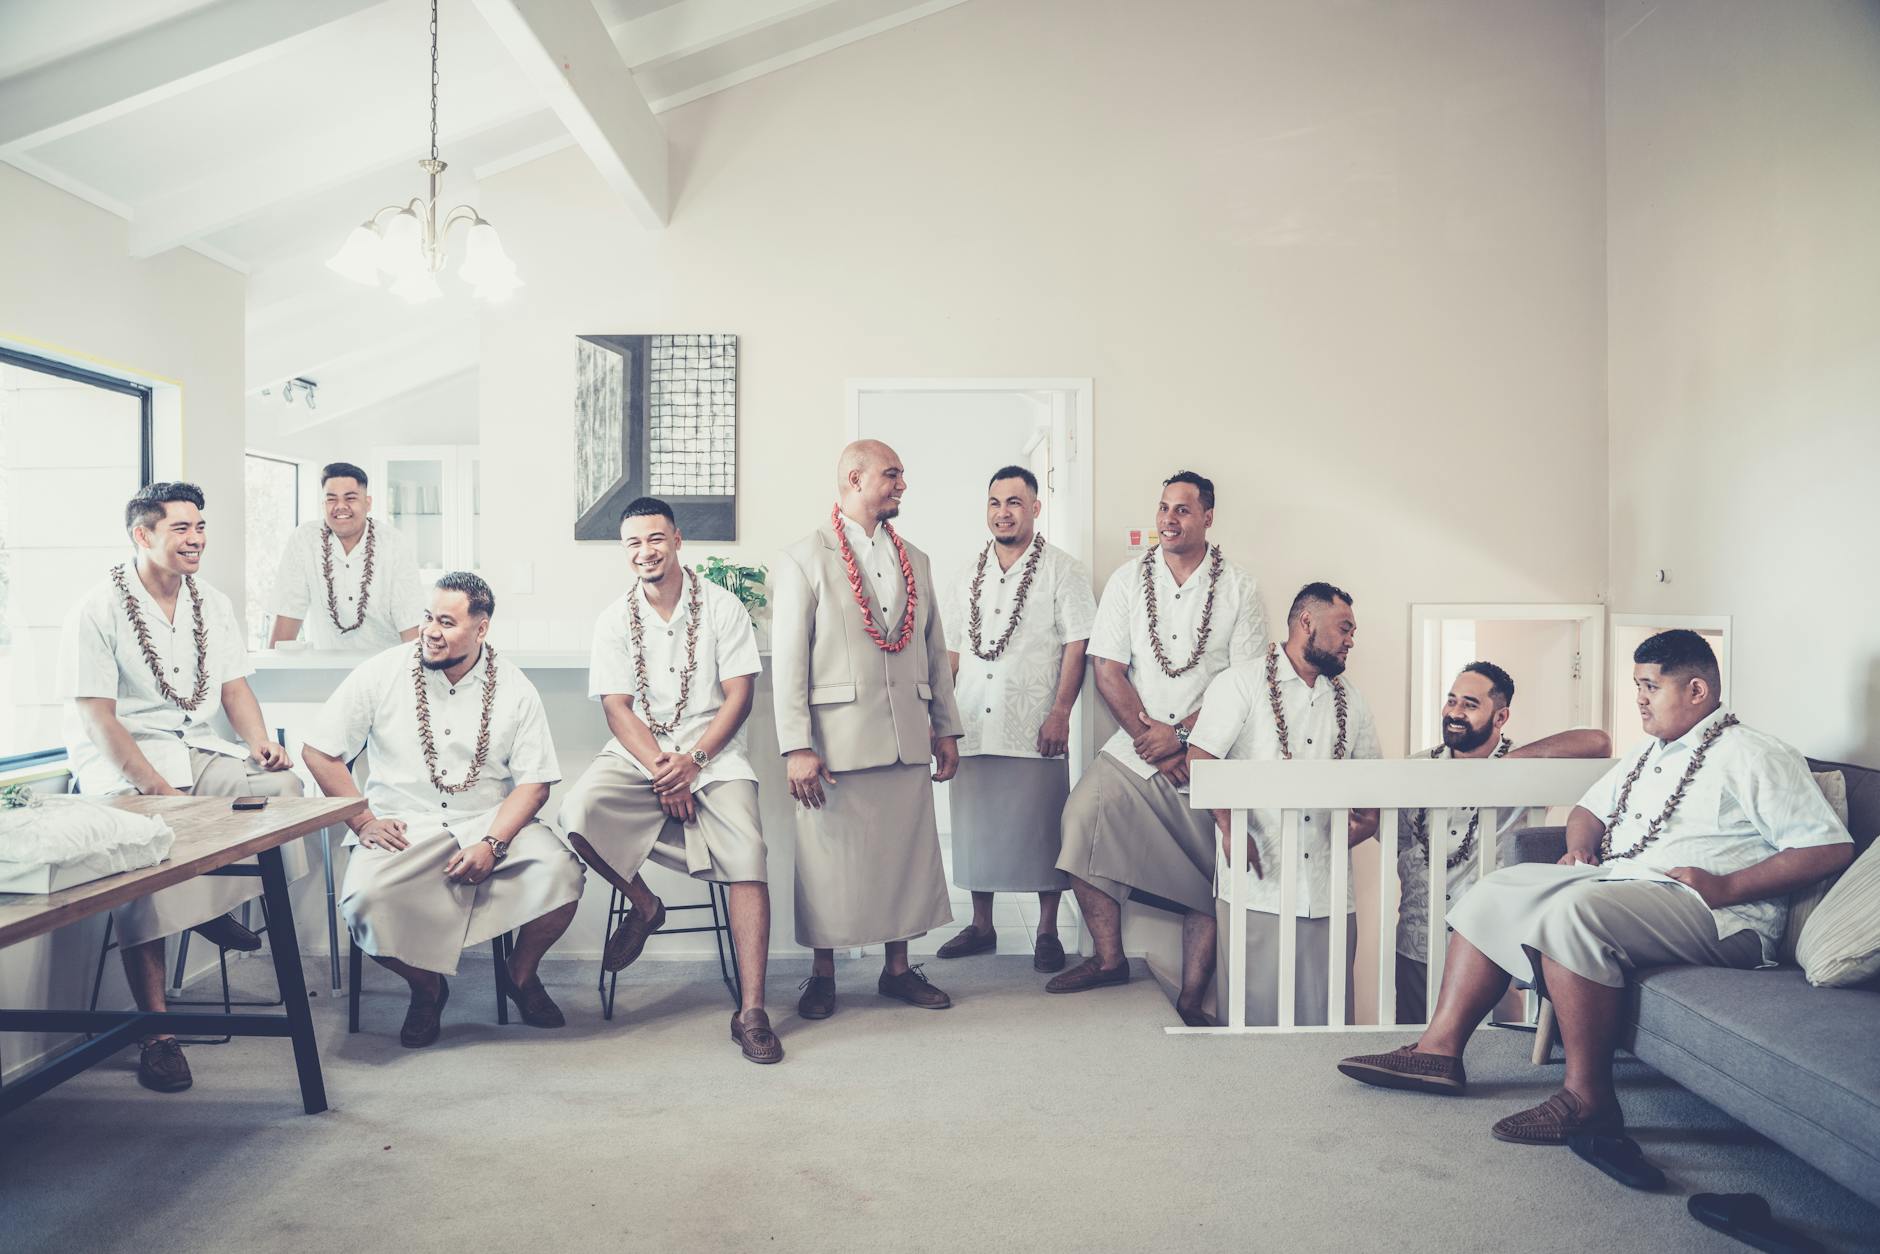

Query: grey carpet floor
[[2, 954, 1875, 1254]]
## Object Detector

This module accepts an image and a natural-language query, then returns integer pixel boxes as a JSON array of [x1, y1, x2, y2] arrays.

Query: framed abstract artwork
[[573, 333, 738, 541]]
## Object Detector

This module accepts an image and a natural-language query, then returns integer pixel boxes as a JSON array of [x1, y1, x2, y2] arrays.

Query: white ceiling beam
[[125, 97, 541, 259], [0, 0, 383, 155], [610, 0, 833, 72], [469, 0, 668, 228]]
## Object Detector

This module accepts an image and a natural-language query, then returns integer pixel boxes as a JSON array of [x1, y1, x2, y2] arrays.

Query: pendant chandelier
[[325, 0, 520, 303]]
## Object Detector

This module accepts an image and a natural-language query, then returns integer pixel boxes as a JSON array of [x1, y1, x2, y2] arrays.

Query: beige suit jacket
[[772, 523, 964, 772]]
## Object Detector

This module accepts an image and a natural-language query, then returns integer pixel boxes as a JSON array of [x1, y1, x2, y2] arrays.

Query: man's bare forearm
[[1509, 728, 1613, 760], [486, 783, 548, 844], [304, 748, 371, 830], [75, 698, 171, 793], [602, 694, 667, 772], [268, 616, 303, 646], [1051, 640, 1089, 714], [691, 676, 755, 761], [220, 678, 272, 753], [1712, 844, 1854, 908], [1345, 808, 1380, 846], [1566, 805, 1605, 859]]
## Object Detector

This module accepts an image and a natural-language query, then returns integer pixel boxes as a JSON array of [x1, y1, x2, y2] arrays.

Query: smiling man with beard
[[303, 572, 585, 1048], [557, 498, 780, 1064], [1186, 582, 1382, 1027], [1392, 662, 1611, 1025]]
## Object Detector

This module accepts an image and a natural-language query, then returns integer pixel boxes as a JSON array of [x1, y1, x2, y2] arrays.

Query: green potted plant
[[694, 557, 770, 648]]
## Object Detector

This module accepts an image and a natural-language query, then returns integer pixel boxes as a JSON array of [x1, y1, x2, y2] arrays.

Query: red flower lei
[[832, 503, 918, 652]]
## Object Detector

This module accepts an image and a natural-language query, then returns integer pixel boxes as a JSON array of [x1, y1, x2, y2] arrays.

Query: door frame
[[1408, 602, 1608, 750]]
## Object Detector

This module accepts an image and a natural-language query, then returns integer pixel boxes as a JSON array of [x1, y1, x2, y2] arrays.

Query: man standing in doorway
[[772, 439, 965, 1019], [1392, 662, 1610, 1024], [269, 461, 423, 650], [936, 465, 1096, 972], [59, 481, 308, 1093], [1051, 471, 1268, 1024]]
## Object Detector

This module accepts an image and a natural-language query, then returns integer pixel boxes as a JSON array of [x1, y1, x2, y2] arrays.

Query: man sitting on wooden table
[[303, 572, 585, 1048], [59, 481, 307, 1094]]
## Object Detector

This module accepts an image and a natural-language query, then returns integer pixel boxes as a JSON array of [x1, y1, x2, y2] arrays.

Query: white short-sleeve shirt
[[1394, 744, 1531, 961], [1088, 546, 1268, 779], [303, 643, 560, 849], [1189, 646, 1382, 916], [587, 570, 762, 787], [1575, 706, 1850, 960], [268, 518, 424, 651], [58, 564, 253, 795], [944, 538, 1096, 759]]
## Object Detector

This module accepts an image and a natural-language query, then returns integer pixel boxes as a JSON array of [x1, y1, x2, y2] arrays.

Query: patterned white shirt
[[587, 570, 762, 788], [268, 518, 424, 651], [1394, 744, 1531, 962], [1189, 649, 1382, 916], [1088, 547, 1268, 780], [1577, 706, 1850, 961], [304, 643, 560, 850], [59, 565, 253, 795], [944, 538, 1096, 759]]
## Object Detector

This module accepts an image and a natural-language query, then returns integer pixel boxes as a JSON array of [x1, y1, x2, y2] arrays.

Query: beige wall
[[479, 0, 1609, 1015], [1606, 0, 1880, 766], [0, 163, 249, 596]]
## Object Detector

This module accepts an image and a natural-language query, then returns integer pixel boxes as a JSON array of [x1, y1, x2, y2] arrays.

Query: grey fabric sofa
[[1516, 758, 1880, 1207]]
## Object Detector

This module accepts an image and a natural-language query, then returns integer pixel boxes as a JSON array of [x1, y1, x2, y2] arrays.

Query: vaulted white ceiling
[[0, 0, 966, 437]]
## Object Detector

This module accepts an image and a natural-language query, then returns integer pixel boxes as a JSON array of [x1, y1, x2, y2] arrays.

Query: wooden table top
[[0, 796, 364, 949]]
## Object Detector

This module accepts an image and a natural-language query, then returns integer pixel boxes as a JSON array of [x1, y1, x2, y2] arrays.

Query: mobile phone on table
[[232, 796, 268, 810]]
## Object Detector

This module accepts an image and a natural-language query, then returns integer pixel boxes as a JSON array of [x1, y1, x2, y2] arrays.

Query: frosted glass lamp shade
[[377, 210, 426, 278], [458, 222, 519, 292], [325, 225, 382, 286]]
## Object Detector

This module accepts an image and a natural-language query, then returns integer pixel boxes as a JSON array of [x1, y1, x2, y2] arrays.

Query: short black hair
[[435, 571, 495, 618], [1287, 581, 1352, 627], [1461, 660, 1516, 708], [321, 462, 369, 489], [1634, 628, 1721, 690], [988, 465, 1038, 494], [1163, 470, 1215, 511], [125, 482, 205, 534], [619, 497, 676, 527]]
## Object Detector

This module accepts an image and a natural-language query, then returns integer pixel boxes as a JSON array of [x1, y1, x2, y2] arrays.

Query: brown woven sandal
[[1336, 1043, 1467, 1094], [1491, 1089, 1624, 1145]]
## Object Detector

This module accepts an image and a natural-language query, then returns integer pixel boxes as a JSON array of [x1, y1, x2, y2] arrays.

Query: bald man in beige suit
[[773, 439, 965, 1020]]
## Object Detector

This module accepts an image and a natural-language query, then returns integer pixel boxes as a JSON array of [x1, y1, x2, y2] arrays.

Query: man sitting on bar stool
[[1392, 662, 1611, 1024], [302, 572, 586, 1048], [558, 497, 781, 1065], [59, 481, 308, 1094], [1186, 582, 1382, 1027], [1339, 630, 1852, 1144]]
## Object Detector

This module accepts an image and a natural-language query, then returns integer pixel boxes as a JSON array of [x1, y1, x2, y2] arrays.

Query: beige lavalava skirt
[[792, 761, 952, 949]]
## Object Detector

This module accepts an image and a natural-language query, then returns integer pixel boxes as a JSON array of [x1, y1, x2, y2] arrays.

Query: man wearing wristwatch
[[559, 498, 780, 1064], [302, 572, 586, 1048]]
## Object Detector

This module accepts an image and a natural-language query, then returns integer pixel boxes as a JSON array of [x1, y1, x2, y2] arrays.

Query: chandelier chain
[[429, 0, 440, 163]]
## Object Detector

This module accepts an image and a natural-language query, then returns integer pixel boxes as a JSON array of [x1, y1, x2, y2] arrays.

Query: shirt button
[[1304, 816, 1313, 823], [172, 666, 179, 673], [985, 708, 992, 713], [1633, 813, 1641, 820], [444, 729, 452, 736], [1174, 593, 1181, 599], [1303, 851, 1311, 858], [1654, 766, 1662, 774], [441, 801, 448, 808], [449, 688, 456, 695], [1306, 737, 1313, 745]]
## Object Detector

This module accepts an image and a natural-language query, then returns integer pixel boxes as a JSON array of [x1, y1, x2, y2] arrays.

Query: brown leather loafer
[[877, 965, 951, 1009], [1033, 933, 1067, 972], [137, 1038, 192, 1092], [501, 968, 566, 1028], [400, 976, 450, 1049], [1045, 956, 1130, 994], [192, 912, 263, 952], [936, 924, 997, 959], [1491, 1089, 1624, 1145], [731, 1008, 785, 1064], [797, 975, 836, 1020], [602, 900, 667, 972], [1337, 1043, 1467, 1095]]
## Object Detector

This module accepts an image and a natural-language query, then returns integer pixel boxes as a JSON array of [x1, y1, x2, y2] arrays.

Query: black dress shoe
[[797, 975, 836, 1020], [1033, 933, 1067, 973], [400, 976, 450, 1049], [936, 924, 997, 959], [192, 912, 262, 952], [137, 1038, 192, 1092], [877, 965, 951, 1009], [499, 967, 566, 1028]]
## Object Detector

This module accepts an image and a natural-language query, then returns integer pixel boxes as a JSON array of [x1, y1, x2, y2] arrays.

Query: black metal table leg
[[258, 845, 327, 1115]]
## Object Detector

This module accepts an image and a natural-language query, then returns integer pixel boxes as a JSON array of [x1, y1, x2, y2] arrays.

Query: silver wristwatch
[[481, 834, 510, 864], [1175, 724, 1191, 748], [689, 747, 710, 767]]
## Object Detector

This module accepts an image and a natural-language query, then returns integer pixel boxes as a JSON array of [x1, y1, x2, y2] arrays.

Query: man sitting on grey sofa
[[1337, 629, 1853, 1145]]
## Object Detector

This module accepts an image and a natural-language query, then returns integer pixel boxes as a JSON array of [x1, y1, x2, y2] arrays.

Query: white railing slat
[[1227, 808, 1248, 1030], [1277, 808, 1299, 1030], [1327, 806, 1348, 1028], [1376, 806, 1398, 1026]]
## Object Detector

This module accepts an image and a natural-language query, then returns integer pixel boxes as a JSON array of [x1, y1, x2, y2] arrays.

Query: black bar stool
[[597, 882, 739, 1021]]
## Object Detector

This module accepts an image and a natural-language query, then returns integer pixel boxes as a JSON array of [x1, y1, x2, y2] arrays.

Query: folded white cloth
[[0, 797, 174, 891]]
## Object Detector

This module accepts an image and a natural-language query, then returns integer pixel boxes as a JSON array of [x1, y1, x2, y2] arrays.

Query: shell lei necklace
[[627, 571, 702, 736], [832, 503, 918, 652], [1141, 544, 1223, 678], [412, 643, 499, 794], [1265, 643, 1348, 759], [320, 517, 377, 633], [1599, 713, 1739, 861], [966, 534, 1046, 661], [113, 562, 211, 711], [1412, 735, 1512, 869]]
